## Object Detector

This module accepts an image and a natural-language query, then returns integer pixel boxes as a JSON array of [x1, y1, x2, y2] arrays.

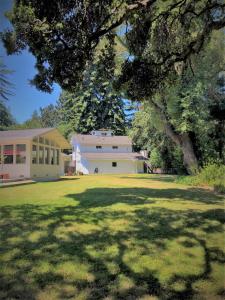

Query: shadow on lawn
[[121, 175, 177, 183], [0, 186, 224, 300]]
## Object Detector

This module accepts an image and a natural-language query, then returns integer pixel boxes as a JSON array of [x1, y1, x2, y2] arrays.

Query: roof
[[0, 128, 70, 149], [82, 152, 147, 160], [73, 134, 132, 145]]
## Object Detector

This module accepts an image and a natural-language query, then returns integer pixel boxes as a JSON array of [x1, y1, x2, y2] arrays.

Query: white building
[[0, 128, 70, 180], [71, 129, 147, 174]]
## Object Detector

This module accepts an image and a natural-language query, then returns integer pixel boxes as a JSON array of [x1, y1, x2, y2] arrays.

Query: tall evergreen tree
[[58, 36, 126, 135]]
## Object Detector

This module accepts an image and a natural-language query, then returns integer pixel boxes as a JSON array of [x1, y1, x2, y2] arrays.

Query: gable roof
[[73, 134, 132, 145], [0, 128, 70, 148]]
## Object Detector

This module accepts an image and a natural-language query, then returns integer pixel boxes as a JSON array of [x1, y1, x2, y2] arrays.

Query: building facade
[[0, 128, 70, 180], [71, 129, 147, 174]]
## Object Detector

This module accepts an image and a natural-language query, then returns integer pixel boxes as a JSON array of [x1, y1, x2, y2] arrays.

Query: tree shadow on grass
[[0, 186, 224, 299], [121, 175, 177, 183]]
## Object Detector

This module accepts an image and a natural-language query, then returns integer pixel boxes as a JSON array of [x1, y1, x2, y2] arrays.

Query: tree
[[130, 30, 225, 173], [0, 101, 15, 129], [57, 37, 126, 135], [2, 1, 225, 172], [0, 58, 14, 101], [1, 1, 224, 92], [39, 104, 59, 127]]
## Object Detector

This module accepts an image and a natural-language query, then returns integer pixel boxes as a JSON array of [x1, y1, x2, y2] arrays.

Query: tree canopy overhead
[[2, 0, 225, 93]]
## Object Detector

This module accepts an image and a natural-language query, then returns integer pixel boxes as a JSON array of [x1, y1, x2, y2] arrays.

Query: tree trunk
[[179, 133, 198, 174], [150, 101, 199, 174]]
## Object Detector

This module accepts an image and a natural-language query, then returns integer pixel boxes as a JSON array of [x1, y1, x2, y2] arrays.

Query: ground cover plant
[[0, 174, 224, 300]]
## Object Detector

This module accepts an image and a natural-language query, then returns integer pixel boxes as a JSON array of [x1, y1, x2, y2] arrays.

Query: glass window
[[39, 136, 44, 144], [32, 144, 37, 164], [0, 145, 1, 164], [45, 138, 49, 145], [45, 147, 50, 164], [33, 137, 38, 143], [56, 149, 60, 165], [16, 144, 26, 164], [101, 133, 107, 136], [4, 145, 13, 164], [50, 148, 55, 165], [112, 146, 118, 149], [96, 145, 102, 149], [112, 162, 117, 167], [51, 140, 55, 147], [39, 146, 44, 164]]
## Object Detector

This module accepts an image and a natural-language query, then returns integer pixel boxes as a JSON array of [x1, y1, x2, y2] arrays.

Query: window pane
[[32, 144, 37, 164], [39, 136, 44, 144], [45, 147, 50, 164], [45, 138, 49, 145], [33, 137, 38, 143], [16, 144, 26, 164], [96, 145, 102, 149], [112, 162, 117, 167], [50, 149, 54, 165], [39, 146, 44, 164], [112, 146, 118, 149], [4, 145, 13, 164], [56, 149, 60, 165]]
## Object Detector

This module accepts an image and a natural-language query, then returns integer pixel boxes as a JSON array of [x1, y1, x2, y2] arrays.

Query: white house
[[71, 129, 147, 174], [0, 128, 70, 180]]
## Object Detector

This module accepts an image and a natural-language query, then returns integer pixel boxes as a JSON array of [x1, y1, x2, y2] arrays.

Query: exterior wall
[[83, 159, 138, 174], [30, 164, 62, 178], [79, 144, 132, 153], [0, 139, 31, 179]]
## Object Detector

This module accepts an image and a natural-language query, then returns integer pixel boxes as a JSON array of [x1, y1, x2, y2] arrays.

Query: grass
[[0, 174, 224, 300]]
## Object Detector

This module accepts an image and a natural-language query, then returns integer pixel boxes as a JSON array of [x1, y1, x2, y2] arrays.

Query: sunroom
[[0, 128, 70, 181]]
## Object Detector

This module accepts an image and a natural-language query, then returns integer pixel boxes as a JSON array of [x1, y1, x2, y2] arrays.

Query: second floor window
[[96, 145, 102, 149]]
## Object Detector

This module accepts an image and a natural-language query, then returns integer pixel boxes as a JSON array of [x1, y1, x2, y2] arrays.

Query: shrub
[[176, 164, 225, 193]]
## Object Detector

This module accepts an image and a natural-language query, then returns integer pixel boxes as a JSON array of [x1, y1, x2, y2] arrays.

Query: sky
[[0, 0, 62, 123]]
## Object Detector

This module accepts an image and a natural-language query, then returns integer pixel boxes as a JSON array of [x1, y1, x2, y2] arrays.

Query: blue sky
[[0, 0, 61, 123]]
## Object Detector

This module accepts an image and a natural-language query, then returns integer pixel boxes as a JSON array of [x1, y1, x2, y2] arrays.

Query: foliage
[[39, 104, 59, 127], [2, 1, 224, 92], [149, 148, 163, 169], [0, 101, 15, 129], [0, 58, 14, 101], [176, 164, 225, 193], [57, 37, 126, 135], [0, 174, 224, 299], [129, 29, 225, 173]]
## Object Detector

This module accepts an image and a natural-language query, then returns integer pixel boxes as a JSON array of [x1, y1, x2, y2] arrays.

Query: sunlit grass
[[0, 174, 224, 299]]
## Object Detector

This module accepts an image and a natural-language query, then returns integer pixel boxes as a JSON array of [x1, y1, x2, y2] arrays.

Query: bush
[[176, 164, 225, 193]]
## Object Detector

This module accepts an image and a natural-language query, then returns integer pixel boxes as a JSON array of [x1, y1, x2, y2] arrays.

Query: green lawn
[[0, 174, 224, 300]]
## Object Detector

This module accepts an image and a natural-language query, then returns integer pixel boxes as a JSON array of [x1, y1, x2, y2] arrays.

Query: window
[[112, 162, 117, 167], [39, 136, 44, 144], [96, 145, 102, 149], [45, 147, 50, 164], [33, 137, 38, 143], [101, 133, 107, 136], [56, 149, 60, 165], [4, 145, 13, 164], [45, 138, 50, 145], [39, 146, 44, 164], [32, 145, 37, 164], [50, 148, 54, 165], [112, 146, 118, 149], [16, 144, 26, 164]]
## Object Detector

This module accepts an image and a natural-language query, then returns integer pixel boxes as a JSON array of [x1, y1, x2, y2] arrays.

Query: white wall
[[87, 160, 138, 174], [79, 144, 132, 153]]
